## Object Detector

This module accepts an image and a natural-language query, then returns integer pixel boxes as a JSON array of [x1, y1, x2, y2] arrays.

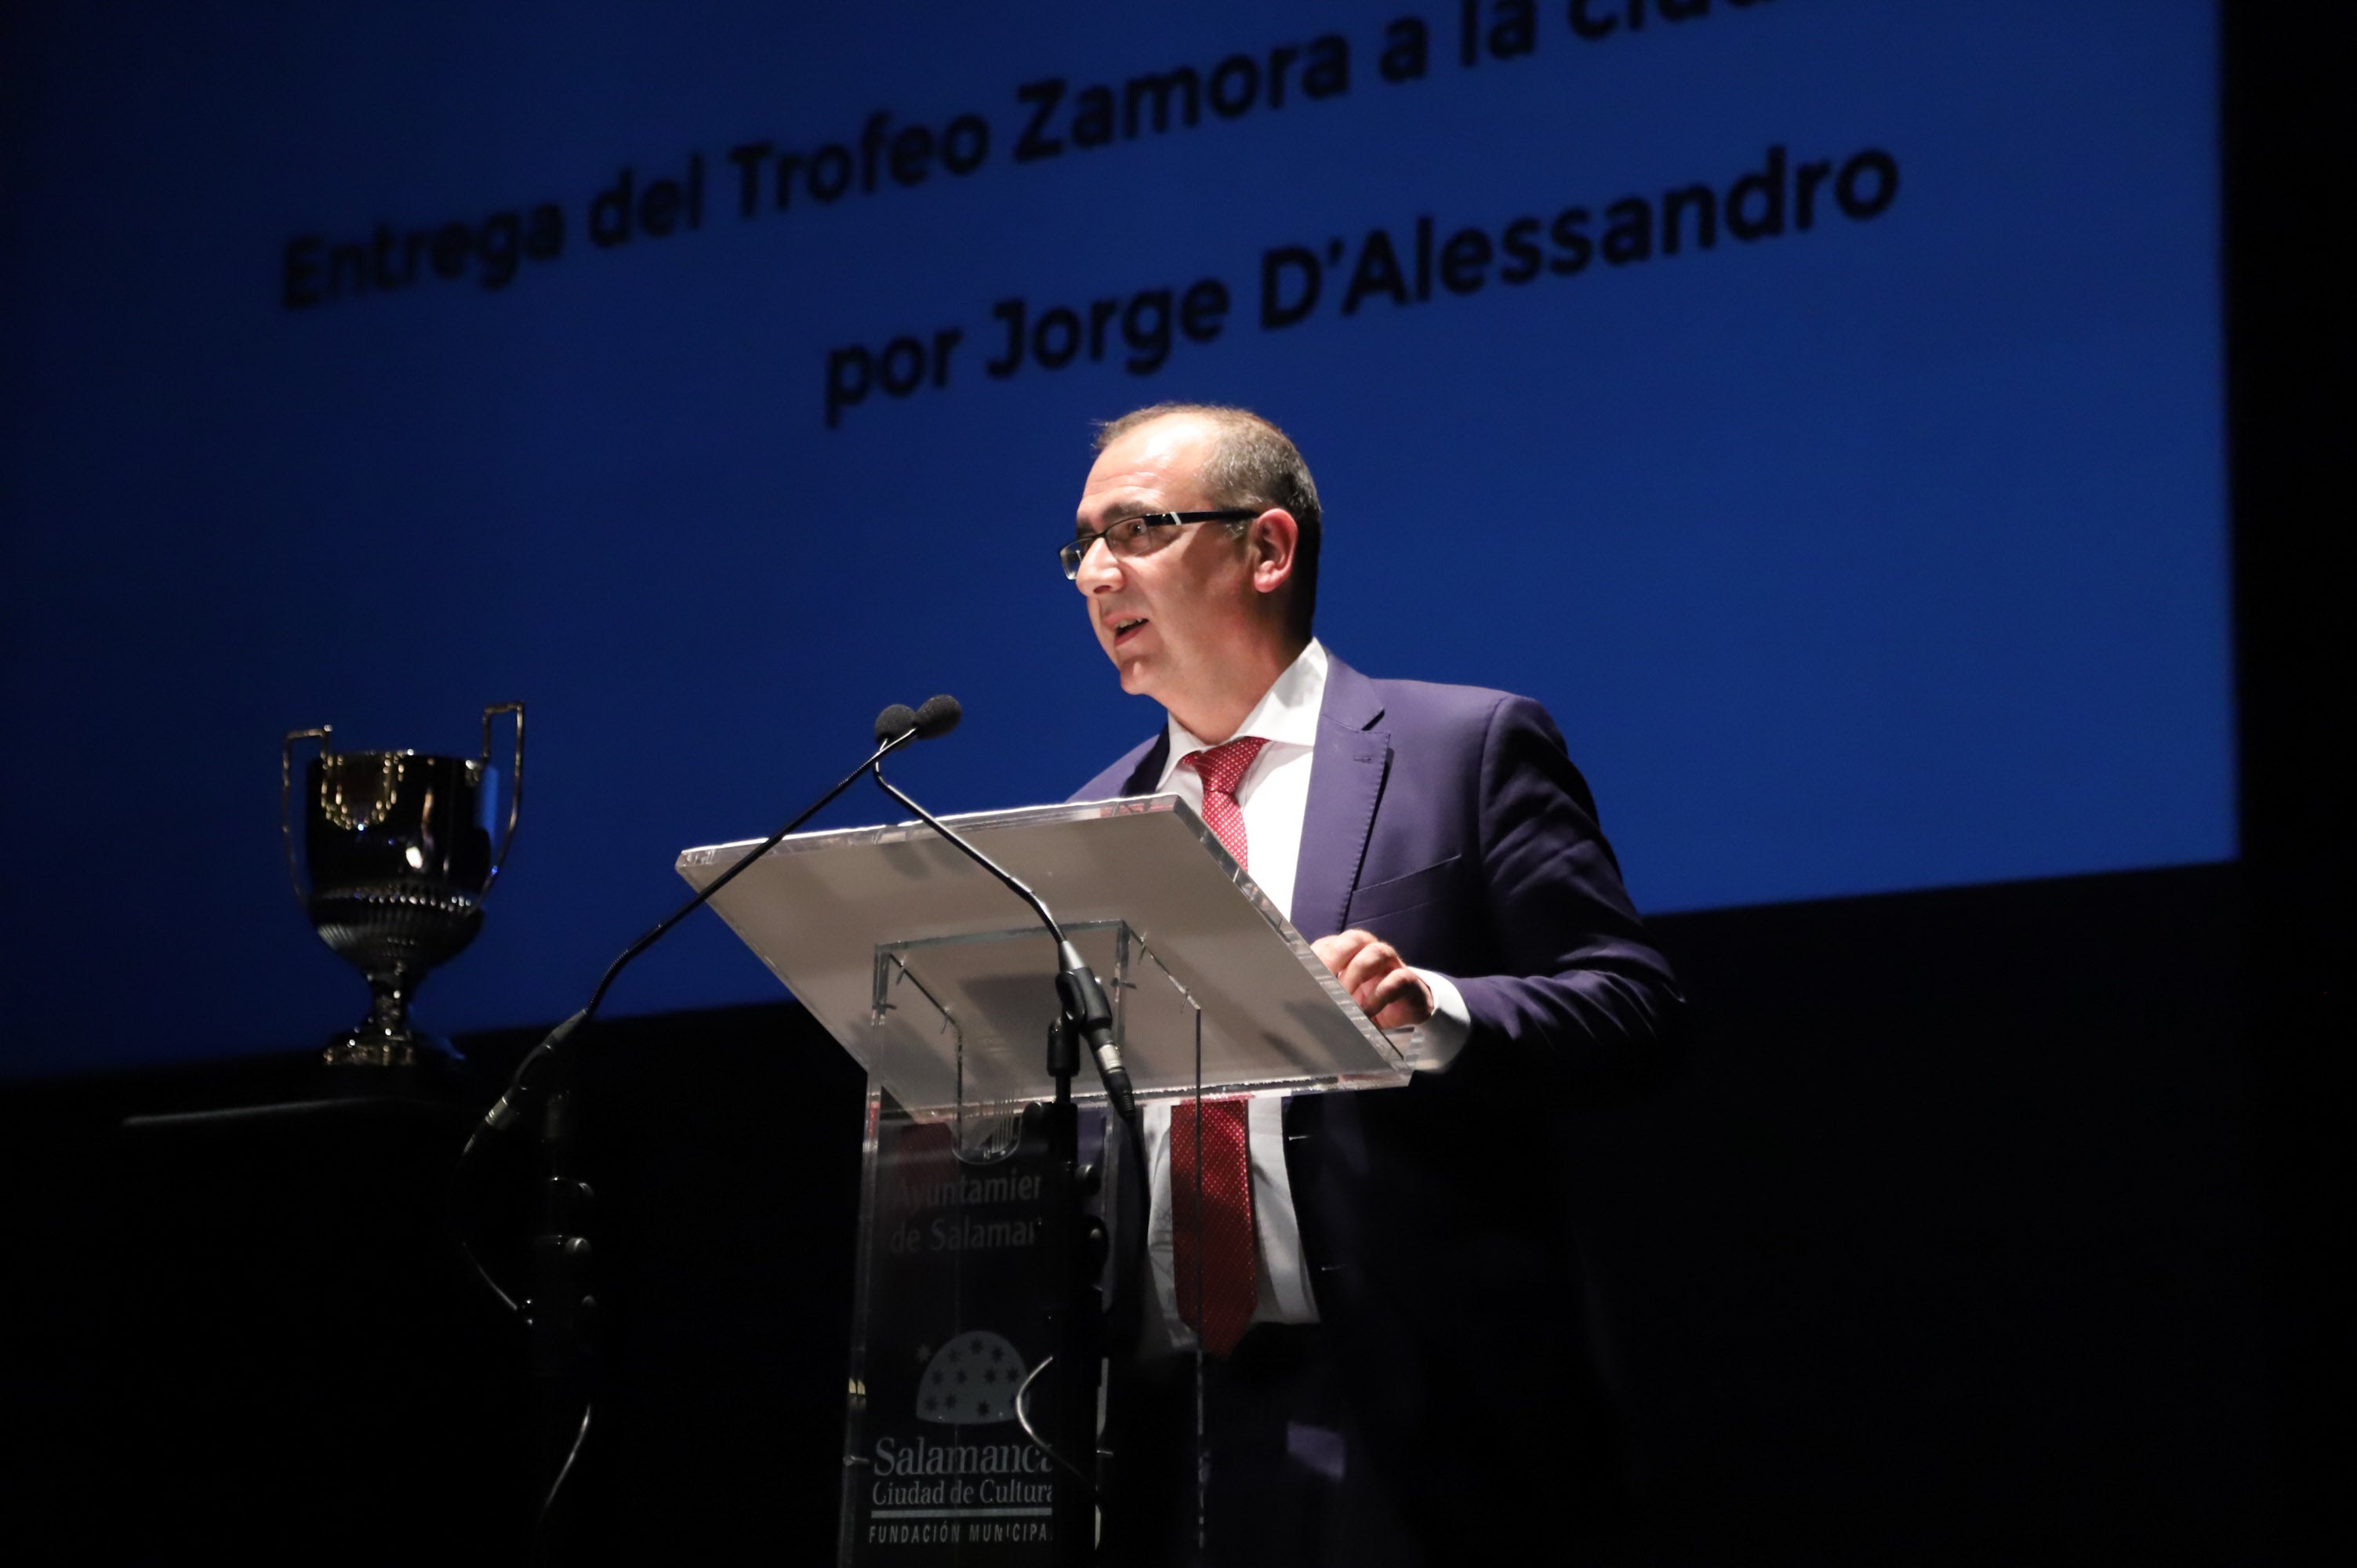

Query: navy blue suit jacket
[[1073, 653, 1682, 1539]]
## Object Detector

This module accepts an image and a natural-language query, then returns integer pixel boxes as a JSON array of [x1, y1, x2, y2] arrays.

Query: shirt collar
[[1158, 639, 1328, 786]]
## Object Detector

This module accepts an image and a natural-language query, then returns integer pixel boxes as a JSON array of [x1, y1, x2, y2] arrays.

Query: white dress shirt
[[1135, 639, 1473, 1350]]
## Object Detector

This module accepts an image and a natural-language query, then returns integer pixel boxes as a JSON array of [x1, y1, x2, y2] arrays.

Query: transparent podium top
[[677, 794, 1410, 1119]]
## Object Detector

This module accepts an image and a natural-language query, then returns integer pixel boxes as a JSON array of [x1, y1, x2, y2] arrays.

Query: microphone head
[[913, 694, 963, 739], [873, 703, 918, 745]]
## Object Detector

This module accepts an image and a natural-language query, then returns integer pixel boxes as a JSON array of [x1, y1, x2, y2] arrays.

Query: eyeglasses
[[1059, 510, 1260, 580]]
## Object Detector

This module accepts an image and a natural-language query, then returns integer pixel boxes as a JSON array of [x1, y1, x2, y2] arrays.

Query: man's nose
[[1073, 535, 1121, 592]]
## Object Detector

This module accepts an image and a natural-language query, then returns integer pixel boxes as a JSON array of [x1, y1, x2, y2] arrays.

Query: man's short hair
[[1095, 402, 1323, 636]]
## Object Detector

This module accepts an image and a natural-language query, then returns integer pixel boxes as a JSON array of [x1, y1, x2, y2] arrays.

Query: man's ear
[[1248, 508, 1298, 598]]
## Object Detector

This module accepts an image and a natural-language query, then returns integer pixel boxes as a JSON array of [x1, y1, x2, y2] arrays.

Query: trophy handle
[[480, 700, 525, 888], [281, 724, 333, 906]]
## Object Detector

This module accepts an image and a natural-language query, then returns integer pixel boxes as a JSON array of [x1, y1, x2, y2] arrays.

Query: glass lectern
[[677, 795, 1411, 1564]]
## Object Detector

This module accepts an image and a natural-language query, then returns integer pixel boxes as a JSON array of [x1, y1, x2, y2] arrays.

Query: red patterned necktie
[[1174, 735, 1267, 1356]]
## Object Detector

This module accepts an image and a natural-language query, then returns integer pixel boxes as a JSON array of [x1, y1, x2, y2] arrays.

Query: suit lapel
[[1291, 655, 1391, 944], [1117, 731, 1171, 797]]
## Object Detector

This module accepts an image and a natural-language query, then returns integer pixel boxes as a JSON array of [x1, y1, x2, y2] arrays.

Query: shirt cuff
[[1401, 968, 1473, 1073]]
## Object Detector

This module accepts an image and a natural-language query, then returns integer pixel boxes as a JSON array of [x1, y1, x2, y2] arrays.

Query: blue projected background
[[0, 1, 2228, 1075]]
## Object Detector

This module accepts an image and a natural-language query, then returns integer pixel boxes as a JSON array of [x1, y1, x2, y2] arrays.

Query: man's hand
[[1312, 929, 1435, 1029]]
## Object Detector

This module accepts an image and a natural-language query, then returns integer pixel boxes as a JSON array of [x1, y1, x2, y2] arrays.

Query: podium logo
[[917, 1329, 1026, 1425]]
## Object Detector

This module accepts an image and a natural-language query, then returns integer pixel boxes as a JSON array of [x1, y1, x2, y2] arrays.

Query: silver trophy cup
[[281, 702, 524, 1067]]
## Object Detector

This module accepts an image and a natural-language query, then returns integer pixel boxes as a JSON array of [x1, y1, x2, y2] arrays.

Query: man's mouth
[[1109, 616, 1148, 646]]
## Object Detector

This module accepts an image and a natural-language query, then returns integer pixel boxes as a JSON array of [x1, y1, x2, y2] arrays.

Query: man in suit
[[1066, 404, 1682, 1564]]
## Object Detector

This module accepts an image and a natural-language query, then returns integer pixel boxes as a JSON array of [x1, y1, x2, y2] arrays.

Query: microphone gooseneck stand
[[456, 693, 1135, 1563], [452, 706, 953, 1559], [870, 695, 1141, 1567]]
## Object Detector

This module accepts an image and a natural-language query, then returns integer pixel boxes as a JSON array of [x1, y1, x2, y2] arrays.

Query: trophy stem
[[325, 971, 428, 1069]]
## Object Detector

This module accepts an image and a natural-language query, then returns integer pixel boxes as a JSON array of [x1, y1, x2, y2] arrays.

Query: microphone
[[869, 695, 1139, 1124], [873, 695, 957, 745], [911, 693, 961, 739]]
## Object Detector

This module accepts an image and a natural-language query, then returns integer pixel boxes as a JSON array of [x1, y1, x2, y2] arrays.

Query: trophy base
[[322, 1023, 463, 1071], [315, 1026, 467, 1109], [324, 1036, 415, 1069]]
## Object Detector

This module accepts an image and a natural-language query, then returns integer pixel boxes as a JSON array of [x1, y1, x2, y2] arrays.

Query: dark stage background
[[1, 2, 2346, 1563], [3, 0, 2236, 1076]]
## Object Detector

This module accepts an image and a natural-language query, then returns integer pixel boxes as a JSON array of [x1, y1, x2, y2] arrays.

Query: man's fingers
[[1341, 942, 1423, 1018], [1338, 928, 1386, 990], [1341, 940, 1402, 996], [1315, 929, 1431, 1025], [1313, 929, 1377, 977], [1364, 967, 1435, 1029]]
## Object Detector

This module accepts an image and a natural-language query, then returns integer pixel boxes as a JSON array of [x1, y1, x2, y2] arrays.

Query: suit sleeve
[[1447, 695, 1685, 1088]]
